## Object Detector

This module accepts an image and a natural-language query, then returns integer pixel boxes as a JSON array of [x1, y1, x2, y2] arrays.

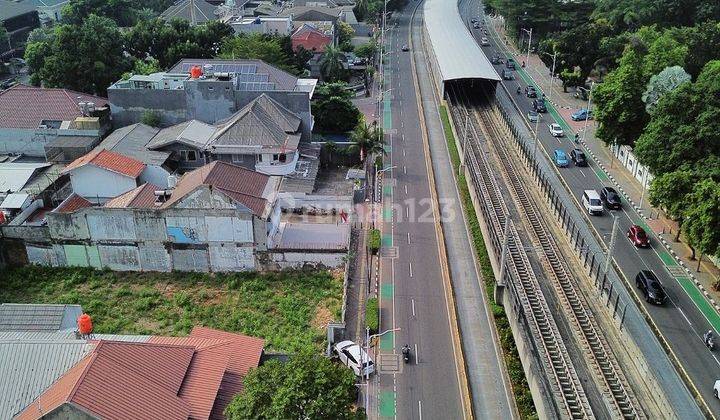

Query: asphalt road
[[459, 0, 720, 415], [376, 4, 464, 419]]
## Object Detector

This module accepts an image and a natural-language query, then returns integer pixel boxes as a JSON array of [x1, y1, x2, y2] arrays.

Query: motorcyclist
[[516, 86, 521, 95], [574, 133, 580, 144]]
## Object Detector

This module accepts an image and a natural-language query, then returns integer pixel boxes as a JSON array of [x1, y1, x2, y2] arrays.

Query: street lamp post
[[363, 327, 400, 415], [541, 50, 558, 102], [581, 81, 595, 143], [603, 213, 619, 278], [532, 112, 541, 161], [521, 28, 532, 67]]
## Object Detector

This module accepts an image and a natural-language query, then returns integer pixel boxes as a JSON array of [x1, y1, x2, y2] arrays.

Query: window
[[273, 154, 279, 161], [232, 154, 243, 163], [278, 153, 287, 163], [181, 150, 197, 162], [258, 154, 263, 163]]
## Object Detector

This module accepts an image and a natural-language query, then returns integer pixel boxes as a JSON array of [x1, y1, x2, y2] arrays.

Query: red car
[[627, 225, 650, 247]]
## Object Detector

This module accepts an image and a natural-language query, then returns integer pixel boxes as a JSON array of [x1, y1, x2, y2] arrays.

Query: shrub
[[141, 110, 161, 127], [366, 297, 379, 333], [369, 229, 381, 254]]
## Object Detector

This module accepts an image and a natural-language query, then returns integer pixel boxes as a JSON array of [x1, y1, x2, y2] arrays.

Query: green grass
[[0, 266, 343, 353], [439, 105, 538, 419]]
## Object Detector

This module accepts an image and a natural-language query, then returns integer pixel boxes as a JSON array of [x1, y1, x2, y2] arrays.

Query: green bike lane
[[501, 49, 720, 335]]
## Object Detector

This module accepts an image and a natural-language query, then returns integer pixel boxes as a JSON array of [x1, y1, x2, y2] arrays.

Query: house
[[61, 149, 145, 203], [94, 123, 175, 187], [0, 0, 40, 59], [280, 5, 339, 38], [0, 85, 109, 158], [291, 24, 333, 53], [108, 59, 316, 138], [145, 119, 217, 172], [0, 306, 265, 420], [160, 0, 219, 25], [229, 15, 293, 36], [23, 0, 68, 23]]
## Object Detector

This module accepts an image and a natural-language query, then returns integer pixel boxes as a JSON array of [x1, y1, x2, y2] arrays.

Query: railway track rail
[[448, 84, 645, 419], [446, 88, 593, 419]]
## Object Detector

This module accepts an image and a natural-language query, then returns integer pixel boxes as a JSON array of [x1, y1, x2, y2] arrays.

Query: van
[[582, 190, 603, 215]]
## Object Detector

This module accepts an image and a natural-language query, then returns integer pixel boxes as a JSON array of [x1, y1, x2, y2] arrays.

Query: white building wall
[[70, 165, 137, 202]]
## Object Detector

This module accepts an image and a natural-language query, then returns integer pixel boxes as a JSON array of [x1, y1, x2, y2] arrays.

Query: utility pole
[[581, 81, 594, 143], [603, 213, 619, 278], [532, 112, 541, 161], [521, 28, 532, 67]]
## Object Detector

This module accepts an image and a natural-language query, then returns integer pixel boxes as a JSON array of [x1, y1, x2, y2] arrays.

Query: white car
[[715, 380, 720, 398], [480, 37, 490, 46], [548, 123, 564, 137], [334, 340, 375, 376]]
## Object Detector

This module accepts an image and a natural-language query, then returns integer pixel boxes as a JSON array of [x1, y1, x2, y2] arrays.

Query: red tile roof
[[62, 149, 145, 178], [19, 330, 265, 420], [0, 84, 108, 129], [55, 193, 93, 213], [291, 25, 332, 52], [163, 161, 272, 216], [104, 183, 160, 208]]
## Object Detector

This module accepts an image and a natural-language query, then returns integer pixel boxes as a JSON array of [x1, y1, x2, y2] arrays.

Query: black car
[[570, 148, 587, 166], [506, 59, 516, 70], [532, 99, 547, 113], [600, 186, 621, 209], [636, 270, 667, 305], [525, 86, 537, 98]]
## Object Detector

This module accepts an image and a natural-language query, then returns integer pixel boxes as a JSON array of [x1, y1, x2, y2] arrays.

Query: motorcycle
[[706, 335, 716, 351], [402, 345, 411, 363]]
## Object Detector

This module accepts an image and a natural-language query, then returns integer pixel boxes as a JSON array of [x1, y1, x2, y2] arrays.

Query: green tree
[[224, 353, 363, 420], [62, 0, 135, 27], [313, 96, 360, 133], [355, 41, 377, 61], [349, 121, 385, 161], [648, 169, 697, 241], [315, 81, 353, 101], [641, 65, 690, 114], [24, 15, 130, 95], [683, 179, 720, 261], [320, 45, 346, 82], [219, 33, 296, 73], [0, 23, 8, 53]]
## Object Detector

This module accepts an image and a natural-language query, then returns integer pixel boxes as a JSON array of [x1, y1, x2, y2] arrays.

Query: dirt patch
[[313, 305, 333, 330]]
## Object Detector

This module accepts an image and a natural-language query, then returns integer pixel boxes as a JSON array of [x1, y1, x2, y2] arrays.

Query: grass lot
[[0, 266, 343, 353], [439, 106, 538, 419]]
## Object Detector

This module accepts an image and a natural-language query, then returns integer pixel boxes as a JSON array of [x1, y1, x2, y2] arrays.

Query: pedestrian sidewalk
[[486, 16, 720, 308]]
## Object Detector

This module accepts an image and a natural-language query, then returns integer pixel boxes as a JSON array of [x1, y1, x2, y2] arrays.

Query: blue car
[[554, 149, 569, 167], [571, 108, 593, 121]]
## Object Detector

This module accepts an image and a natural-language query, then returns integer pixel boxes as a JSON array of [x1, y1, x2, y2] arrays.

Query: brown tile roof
[[0, 84, 107, 129], [17, 330, 264, 420], [162, 161, 272, 216], [62, 149, 145, 178], [104, 183, 160, 209], [54, 194, 93, 213], [292, 25, 332, 52], [190, 327, 265, 419]]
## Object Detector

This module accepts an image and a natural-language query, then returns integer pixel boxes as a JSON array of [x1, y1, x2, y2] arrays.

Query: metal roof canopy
[[423, 0, 500, 83]]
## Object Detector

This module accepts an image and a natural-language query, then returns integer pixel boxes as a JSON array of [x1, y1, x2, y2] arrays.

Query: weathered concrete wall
[[1, 225, 50, 241], [266, 250, 346, 269], [108, 88, 187, 128], [209, 244, 255, 271], [98, 244, 141, 271], [70, 165, 137, 202], [172, 247, 210, 272], [185, 80, 236, 123], [86, 212, 137, 241]]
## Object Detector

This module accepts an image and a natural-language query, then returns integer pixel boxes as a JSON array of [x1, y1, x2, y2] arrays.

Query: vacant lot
[[0, 266, 343, 353]]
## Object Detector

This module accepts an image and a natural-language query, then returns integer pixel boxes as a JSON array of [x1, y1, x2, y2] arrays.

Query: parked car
[[714, 380, 720, 399], [525, 86, 537, 98], [570, 148, 587, 166], [600, 186, 621, 210], [627, 225, 650, 247], [548, 123, 564, 137], [334, 340, 375, 376], [471, 18, 478, 23], [401, 44, 409, 51], [582, 189, 603, 215], [571, 108, 593, 121], [491, 55, 503, 64], [480, 37, 490, 46], [527, 111, 539, 123], [533, 99, 547, 113], [501, 69, 514, 80], [553, 149, 569, 167], [635, 270, 667, 305], [506, 59, 516, 70]]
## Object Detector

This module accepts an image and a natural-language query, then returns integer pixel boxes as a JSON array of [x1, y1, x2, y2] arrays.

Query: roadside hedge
[[369, 228, 381, 254], [366, 297, 379, 333]]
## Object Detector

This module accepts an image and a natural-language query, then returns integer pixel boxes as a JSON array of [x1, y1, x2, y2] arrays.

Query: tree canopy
[[218, 33, 309, 75], [224, 353, 363, 420], [24, 15, 130, 95]]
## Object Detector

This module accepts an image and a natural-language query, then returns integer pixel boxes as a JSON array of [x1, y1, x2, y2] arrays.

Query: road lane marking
[[405, 206, 409, 219], [414, 343, 419, 365], [411, 298, 415, 316], [404, 184, 408, 194], [418, 400, 423, 420], [403, 166, 407, 174], [409, 262, 413, 277], [407, 232, 411, 244], [403, 148, 406, 157], [579, 169, 586, 177]]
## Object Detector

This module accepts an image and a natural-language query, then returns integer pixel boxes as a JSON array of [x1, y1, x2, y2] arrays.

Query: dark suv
[[635, 271, 667, 305], [600, 187, 621, 210], [570, 148, 587, 166], [506, 59, 516, 70], [525, 86, 537, 98], [532, 99, 547, 113]]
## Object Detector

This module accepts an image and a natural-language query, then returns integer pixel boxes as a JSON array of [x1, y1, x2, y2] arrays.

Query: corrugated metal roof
[[0, 304, 83, 332], [97, 124, 169, 166], [0, 340, 94, 419], [423, 0, 500, 83], [0, 163, 51, 193]]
